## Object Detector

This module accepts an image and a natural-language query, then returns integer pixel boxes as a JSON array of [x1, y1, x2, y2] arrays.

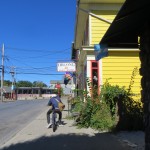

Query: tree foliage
[[32, 81, 47, 87], [1, 80, 48, 87], [3, 80, 12, 86], [16, 80, 33, 87]]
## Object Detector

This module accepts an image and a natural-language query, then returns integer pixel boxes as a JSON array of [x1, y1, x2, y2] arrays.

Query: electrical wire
[[5, 46, 71, 53], [3, 45, 72, 83], [15, 73, 64, 75]]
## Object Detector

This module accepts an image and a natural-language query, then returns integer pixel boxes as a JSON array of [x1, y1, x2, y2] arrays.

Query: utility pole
[[1, 44, 4, 102], [10, 66, 15, 100]]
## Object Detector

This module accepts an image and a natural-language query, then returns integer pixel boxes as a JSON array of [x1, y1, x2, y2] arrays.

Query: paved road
[[0, 99, 49, 146]]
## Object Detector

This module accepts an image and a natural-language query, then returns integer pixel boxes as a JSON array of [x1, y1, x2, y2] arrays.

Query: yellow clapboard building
[[72, 0, 141, 102]]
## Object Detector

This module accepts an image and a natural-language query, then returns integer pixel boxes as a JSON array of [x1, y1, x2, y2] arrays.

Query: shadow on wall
[[1, 133, 131, 150]]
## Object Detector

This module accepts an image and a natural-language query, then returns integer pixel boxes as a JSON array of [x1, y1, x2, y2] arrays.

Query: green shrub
[[77, 97, 94, 128], [71, 97, 84, 113], [75, 96, 115, 131], [100, 79, 143, 131], [100, 79, 127, 117], [90, 101, 115, 131], [117, 95, 143, 130], [71, 67, 143, 131]]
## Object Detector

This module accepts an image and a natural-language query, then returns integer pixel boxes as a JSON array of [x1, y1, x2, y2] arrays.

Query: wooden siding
[[90, 10, 118, 45], [102, 50, 141, 101]]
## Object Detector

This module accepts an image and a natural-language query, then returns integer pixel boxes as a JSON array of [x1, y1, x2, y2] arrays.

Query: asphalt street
[[0, 99, 48, 146]]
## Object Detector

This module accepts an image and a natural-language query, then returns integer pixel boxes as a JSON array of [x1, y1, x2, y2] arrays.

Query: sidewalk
[[0, 97, 145, 150]]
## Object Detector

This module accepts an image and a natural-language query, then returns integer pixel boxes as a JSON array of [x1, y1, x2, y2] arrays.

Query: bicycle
[[52, 109, 58, 132], [52, 109, 64, 132]]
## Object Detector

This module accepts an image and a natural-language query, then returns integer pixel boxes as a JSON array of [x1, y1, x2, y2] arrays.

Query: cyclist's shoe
[[47, 123, 52, 128], [58, 121, 64, 127]]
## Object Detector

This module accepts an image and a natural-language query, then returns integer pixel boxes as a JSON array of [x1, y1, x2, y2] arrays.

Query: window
[[92, 62, 98, 67], [91, 61, 98, 87]]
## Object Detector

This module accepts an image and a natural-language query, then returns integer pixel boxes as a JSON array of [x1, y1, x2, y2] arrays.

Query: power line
[[3, 45, 70, 83], [16, 73, 64, 75], [5, 46, 71, 53], [16, 66, 52, 69], [3, 57, 52, 71], [5, 51, 70, 60]]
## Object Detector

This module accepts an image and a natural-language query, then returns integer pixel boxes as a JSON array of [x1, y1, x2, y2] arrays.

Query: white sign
[[57, 62, 76, 72]]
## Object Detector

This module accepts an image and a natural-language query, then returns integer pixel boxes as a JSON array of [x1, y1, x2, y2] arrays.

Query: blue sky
[[0, 0, 76, 86]]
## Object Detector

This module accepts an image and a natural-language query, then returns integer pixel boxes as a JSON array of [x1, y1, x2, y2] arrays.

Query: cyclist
[[46, 94, 64, 128]]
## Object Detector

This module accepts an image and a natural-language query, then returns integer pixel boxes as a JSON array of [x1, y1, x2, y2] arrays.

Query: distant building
[[50, 79, 74, 96]]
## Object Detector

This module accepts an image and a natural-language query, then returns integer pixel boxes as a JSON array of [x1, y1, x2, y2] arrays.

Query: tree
[[16, 80, 33, 87], [3, 80, 12, 86], [32, 81, 47, 87]]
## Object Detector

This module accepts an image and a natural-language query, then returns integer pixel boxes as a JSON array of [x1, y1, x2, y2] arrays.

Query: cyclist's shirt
[[48, 96, 61, 110]]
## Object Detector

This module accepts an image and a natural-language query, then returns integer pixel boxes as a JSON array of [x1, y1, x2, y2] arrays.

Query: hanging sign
[[57, 62, 76, 72]]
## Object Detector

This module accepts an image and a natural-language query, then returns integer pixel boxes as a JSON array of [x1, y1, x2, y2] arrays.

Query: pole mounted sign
[[57, 62, 76, 72]]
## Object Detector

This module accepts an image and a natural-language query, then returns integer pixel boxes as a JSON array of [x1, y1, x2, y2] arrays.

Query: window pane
[[92, 62, 97, 67]]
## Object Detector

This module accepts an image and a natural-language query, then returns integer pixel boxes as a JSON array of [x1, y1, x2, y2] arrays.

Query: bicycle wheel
[[52, 112, 57, 132]]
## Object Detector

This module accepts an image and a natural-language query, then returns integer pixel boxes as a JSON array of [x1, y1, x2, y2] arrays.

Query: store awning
[[100, 0, 150, 48]]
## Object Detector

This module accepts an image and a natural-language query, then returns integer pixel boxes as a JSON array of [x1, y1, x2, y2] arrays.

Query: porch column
[[140, 21, 150, 150]]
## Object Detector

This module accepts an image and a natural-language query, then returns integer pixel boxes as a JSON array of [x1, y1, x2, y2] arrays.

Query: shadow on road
[[1, 132, 131, 150]]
